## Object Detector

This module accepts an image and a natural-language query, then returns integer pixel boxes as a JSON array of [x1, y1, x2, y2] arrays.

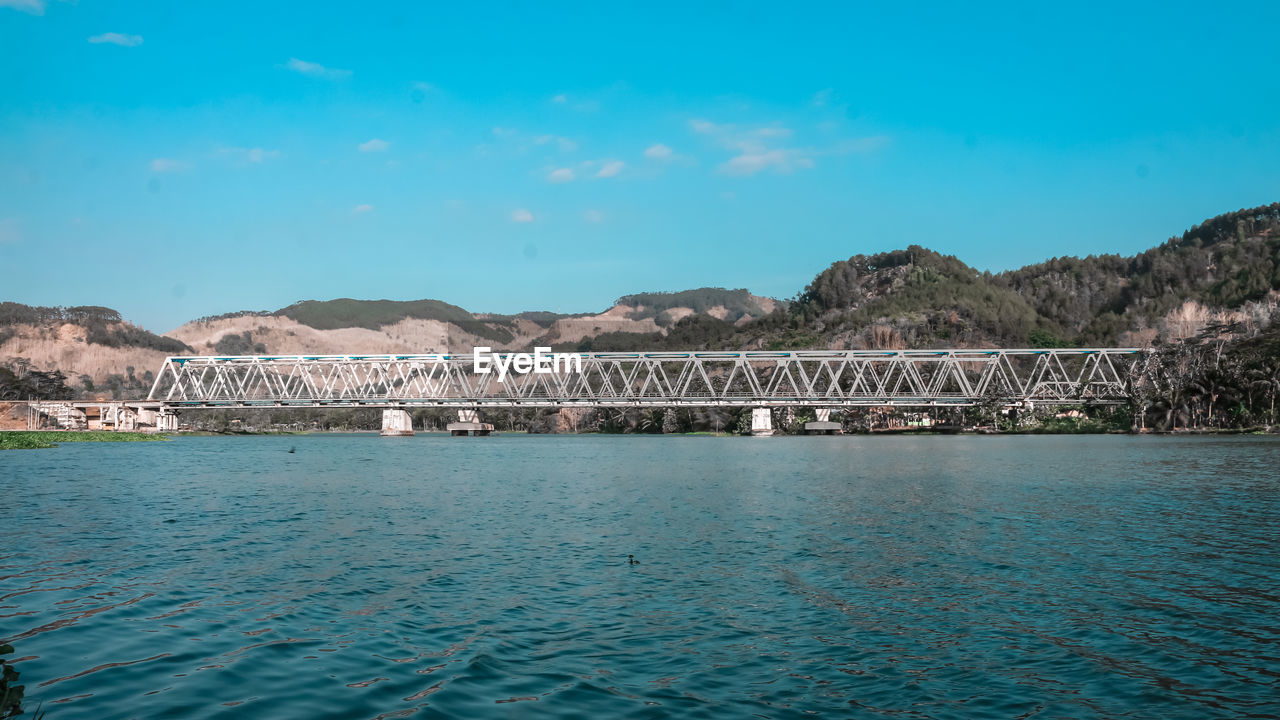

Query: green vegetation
[[1, 643, 25, 718], [213, 331, 267, 355], [0, 365, 74, 400], [616, 287, 772, 326], [274, 298, 516, 343], [0, 430, 168, 450], [0, 302, 192, 354]]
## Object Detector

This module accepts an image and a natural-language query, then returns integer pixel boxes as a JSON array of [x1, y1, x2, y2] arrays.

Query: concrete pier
[[805, 408, 842, 435], [447, 409, 493, 437], [380, 409, 415, 437], [156, 410, 179, 432], [750, 408, 774, 437]]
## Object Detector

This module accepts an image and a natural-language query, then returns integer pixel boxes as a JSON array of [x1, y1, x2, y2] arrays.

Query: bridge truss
[[147, 349, 1143, 409]]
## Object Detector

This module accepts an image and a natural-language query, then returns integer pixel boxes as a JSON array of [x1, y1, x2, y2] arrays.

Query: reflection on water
[[2, 434, 1278, 719]]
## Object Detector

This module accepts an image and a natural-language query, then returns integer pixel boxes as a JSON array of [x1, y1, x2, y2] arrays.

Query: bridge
[[129, 348, 1143, 434]]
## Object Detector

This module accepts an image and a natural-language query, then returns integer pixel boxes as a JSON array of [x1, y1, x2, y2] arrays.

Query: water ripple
[[1, 434, 1278, 719]]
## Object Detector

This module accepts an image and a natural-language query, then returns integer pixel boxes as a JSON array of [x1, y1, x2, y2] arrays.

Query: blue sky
[[2, 1, 1277, 331]]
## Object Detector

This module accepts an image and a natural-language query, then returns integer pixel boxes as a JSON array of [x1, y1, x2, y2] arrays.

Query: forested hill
[[4, 202, 1280, 400], [996, 203, 1280, 344], [577, 202, 1280, 352]]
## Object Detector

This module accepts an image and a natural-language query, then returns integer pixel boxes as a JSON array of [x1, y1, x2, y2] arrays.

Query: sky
[[1, 1, 1278, 332]]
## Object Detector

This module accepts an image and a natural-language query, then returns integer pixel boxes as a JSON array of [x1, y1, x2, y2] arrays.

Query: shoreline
[[5, 426, 1275, 449]]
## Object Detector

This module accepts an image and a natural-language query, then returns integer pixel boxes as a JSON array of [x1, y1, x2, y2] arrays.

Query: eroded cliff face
[[0, 293, 776, 392]]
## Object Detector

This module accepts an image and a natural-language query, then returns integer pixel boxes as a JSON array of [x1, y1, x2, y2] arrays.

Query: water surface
[[2, 434, 1278, 718]]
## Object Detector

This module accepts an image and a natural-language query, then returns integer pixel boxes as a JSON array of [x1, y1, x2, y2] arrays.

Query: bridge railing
[[147, 349, 1145, 409]]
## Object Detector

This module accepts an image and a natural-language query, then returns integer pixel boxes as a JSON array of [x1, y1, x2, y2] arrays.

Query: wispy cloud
[[691, 117, 886, 176], [358, 138, 389, 152], [216, 146, 280, 165], [150, 158, 187, 173], [535, 135, 577, 152], [0, 0, 44, 15], [583, 209, 604, 223], [285, 58, 351, 79], [88, 32, 143, 47], [644, 143, 673, 160], [353, 204, 374, 214], [547, 168, 574, 183], [549, 93, 598, 111], [596, 160, 624, 178], [811, 88, 834, 107], [512, 209, 534, 223], [720, 149, 813, 176]]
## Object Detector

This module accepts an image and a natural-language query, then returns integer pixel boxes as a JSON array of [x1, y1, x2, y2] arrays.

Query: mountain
[[3, 203, 1279, 401], [0, 289, 780, 398], [579, 203, 1280, 353]]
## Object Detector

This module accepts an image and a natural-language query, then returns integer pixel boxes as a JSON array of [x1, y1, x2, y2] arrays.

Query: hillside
[[4, 203, 1280, 402], [0, 304, 192, 400], [573, 203, 1280, 353], [0, 289, 781, 398]]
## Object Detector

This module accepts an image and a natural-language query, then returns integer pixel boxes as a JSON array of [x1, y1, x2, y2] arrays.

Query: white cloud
[[216, 146, 280, 165], [644, 143, 673, 160], [88, 32, 143, 47], [358, 138, 389, 152], [492, 127, 517, 138], [583, 209, 604, 223], [285, 57, 351, 79], [534, 135, 577, 152], [811, 88, 834, 107], [721, 149, 814, 176], [551, 94, 567, 103], [691, 117, 882, 177], [512, 209, 534, 223], [689, 119, 717, 135], [0, 0, 44, 15], [353, 204, 374, 214], [547, 168, 574, 183], [596, 160, 624, 178], [149, 158, 186, 173], [412, 81, 434, 92]]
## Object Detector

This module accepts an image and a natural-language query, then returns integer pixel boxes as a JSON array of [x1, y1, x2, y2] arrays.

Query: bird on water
[[628, 554, 639, 565]]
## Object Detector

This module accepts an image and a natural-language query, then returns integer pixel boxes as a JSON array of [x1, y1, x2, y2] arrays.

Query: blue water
[[1, 434, 1278, 719]]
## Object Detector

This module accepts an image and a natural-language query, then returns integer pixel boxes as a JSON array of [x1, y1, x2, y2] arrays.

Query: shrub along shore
[[0, 430, 167, 450]]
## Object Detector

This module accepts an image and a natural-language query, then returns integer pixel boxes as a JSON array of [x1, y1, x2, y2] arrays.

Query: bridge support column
[[750, 408, 774, 437], [447, 409, 493, 437], [805, 408, 842, 435], [380, 409, 415, 437], [156, 410, 179, 433]]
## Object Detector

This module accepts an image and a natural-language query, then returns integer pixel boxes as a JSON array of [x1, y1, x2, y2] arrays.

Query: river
[[2, 434, 1278, 719]]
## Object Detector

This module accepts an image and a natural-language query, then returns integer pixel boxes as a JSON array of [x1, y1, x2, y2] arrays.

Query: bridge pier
[[805, 408, 842, 435], [750, 408, 774, 437], [156, 410, 179, 433], [447, 409, 493, 437], [380, 409, 415, 437]]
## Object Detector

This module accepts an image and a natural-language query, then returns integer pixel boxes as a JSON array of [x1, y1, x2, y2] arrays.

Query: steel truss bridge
[[146, 349, 1143, 410]]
